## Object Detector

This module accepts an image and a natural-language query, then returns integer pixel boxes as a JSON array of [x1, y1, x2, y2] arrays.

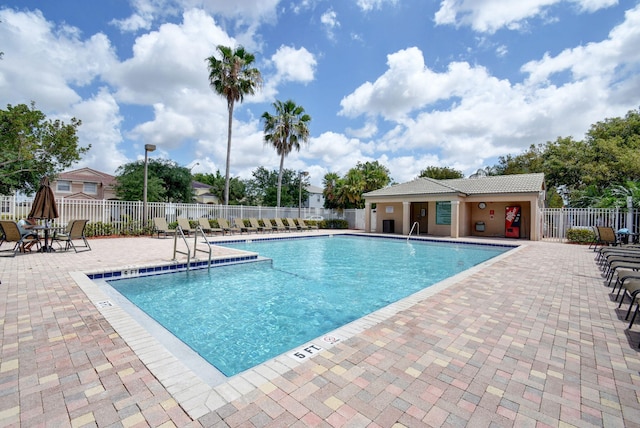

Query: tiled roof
[[364, 173, 544, 198], [57, 167, 116, 187]]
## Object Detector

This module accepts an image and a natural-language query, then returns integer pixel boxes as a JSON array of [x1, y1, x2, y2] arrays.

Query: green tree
[[245, 166, 304, 207], [261, 99, 311, 207], [325, 161, 391, 209], [114, 159, 194, 203], [495, 144, 545, 176], [419, 166, 463, 179], [322, 172, 342, 209], [0, 102, 88, 195], [206, 45, 262, 206], [194, 170, 245, 204]]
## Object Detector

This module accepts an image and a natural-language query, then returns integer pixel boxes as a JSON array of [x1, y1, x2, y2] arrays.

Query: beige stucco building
[[363, 173, 546, 240], [51, 168, 117, 200]]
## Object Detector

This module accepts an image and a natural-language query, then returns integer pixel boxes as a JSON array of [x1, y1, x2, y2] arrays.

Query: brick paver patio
[[1, 232, 639, 427]]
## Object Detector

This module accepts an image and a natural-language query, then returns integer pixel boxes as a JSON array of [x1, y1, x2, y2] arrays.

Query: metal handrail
[[173, 226, 191, 269], [192, 225, 212, 270], [408, 221, 419, 240]]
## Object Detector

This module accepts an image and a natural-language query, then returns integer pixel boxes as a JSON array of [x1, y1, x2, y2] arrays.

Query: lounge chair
[[198, 218, 223, 236], [153, 217, 176, 238], [217, 218, 241, 235], [0, 220, 41, 256], [234, 218, 258, 234], [249, 218, 266, 233], [273, 218, 292, 232], [52, 219, 91, 252], [298, 218, 318, 230], [285, 218, 302, 231], [177, 217, 196, 236]]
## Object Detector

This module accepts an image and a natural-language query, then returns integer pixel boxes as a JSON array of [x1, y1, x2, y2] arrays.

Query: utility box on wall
[[475, 221, 485, 232]]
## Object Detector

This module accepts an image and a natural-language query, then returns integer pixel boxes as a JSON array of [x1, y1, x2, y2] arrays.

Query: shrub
[[322, 219, 349, 229], [567, 227, 595, 244]]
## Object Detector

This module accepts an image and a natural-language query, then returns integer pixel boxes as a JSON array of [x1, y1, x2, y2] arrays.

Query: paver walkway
[[1, 233, 639, 427]]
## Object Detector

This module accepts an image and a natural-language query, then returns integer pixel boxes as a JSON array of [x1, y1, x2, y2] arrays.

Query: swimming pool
[[107, 235, 512, 377]]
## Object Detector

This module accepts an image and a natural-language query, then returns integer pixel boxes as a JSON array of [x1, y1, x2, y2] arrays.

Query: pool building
[[363, 172, 546, 240]]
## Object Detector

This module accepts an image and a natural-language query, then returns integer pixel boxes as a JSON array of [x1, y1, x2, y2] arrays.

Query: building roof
[[306, 185, 324, 194], [364, 173, 545, 198], [56, 167, 116, 187]]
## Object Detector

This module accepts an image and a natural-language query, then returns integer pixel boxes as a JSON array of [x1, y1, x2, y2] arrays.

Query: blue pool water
[[107, 235, 511, 376]]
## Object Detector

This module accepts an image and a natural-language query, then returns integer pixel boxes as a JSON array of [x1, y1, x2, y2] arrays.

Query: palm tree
[[261, 100, 311, 207], [206, 45, 262, 205]]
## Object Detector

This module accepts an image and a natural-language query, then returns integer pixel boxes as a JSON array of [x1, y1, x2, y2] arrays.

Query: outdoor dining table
[[33, 224, 62, 253]]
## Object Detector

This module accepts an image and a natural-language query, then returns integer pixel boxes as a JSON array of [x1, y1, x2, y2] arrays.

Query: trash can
[[475, 221, 485, 232], [382, 219, 394, 233]]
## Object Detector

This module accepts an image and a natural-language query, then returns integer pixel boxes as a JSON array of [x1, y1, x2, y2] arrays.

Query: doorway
[[411, 203, 428, 235]]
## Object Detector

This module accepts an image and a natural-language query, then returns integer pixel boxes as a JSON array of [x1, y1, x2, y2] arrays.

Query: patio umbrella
[[28, 176, 59, 221]]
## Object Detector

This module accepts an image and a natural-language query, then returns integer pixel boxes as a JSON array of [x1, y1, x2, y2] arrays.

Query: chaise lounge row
[[153, 217, 319, 238]]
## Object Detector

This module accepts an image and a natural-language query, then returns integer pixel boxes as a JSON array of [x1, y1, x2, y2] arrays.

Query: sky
[[1, 0, 639, 187]]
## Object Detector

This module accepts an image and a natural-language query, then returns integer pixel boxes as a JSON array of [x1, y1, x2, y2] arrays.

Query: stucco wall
[[469, 201, 532, 239], [376, 202, 404, 233]]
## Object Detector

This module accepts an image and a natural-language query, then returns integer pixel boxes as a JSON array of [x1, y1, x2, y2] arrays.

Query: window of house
[[57, 180, 71, 192], [84, 182, 97, 194], [435, 201, 451, 225]]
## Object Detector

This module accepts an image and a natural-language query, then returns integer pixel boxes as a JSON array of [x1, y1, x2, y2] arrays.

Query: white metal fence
[[3, 195, 634, 241], [541, 207, 640, 242], [0, 195, 362, 234]]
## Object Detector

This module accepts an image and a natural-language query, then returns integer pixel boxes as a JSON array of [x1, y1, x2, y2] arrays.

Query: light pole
[[143, 144, 156, 229], [298, 171, 309, 218], [190, 162, 200, 173]]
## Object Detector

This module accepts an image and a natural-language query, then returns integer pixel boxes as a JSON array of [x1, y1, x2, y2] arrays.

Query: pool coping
[[70, 233, 525, 419]]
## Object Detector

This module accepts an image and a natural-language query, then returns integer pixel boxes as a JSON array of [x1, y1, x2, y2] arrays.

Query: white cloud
[[112, 0, 280, 33], [320, 8, 340, 40], [339, 4, 640, 176], [70, 88, 130, 173], [356, 0, 398, 12], [0, 9, 117, 111], [434, 0, 618, 33], [270, 45, 317, 84]]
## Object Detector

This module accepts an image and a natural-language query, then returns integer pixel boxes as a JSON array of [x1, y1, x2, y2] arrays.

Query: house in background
[[51, 168, 117, 200], [305, 185, 325, 209], [192, 181, 219, 204], [363, 173, 546, 240]]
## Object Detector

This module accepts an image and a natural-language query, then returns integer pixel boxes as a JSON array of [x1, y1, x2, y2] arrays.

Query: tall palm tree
[[206, 45, 262, 205], [261, 99, 311, 207]]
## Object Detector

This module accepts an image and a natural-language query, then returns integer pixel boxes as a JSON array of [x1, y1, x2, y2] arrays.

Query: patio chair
[[285, 218, 301, 231], [296, 218, 314, 231], [177, 217, 196, 236], [265, 219, 282, 232], [248, 218, 266, 233], [153, 217, 176, 239], [298, 218, 318, 230], [0, 220, 41, 256], [593, 226, 619, 251], [52, 219, 91, 252], [217, 218, 241, 235], [273, 218, 293, 232], [198, 218, 223, 236], [234, 218, 257, 234]]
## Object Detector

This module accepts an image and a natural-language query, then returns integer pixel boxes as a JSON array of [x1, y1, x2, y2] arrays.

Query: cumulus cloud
[[320, 8, 340, 40], [270, 45, 317, 84], [338, 4, 640, 179], [0, 9, 117, 111], [356, 0, 398, 12], [435, 0, 618, 33], [112, 0, 280, 33]]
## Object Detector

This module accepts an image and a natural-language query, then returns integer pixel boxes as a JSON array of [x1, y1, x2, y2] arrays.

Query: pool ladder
[[408, 221, 419, 240], [173, 225, 212, 270]]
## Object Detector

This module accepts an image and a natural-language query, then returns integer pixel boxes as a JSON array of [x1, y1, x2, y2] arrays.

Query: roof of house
[[56, 167, 116, 187], [306, 185, 324, 194], [364, 173, 545, 198]]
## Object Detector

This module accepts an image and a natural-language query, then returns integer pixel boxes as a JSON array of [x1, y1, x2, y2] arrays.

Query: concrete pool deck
[[1, 231, 639, 427]]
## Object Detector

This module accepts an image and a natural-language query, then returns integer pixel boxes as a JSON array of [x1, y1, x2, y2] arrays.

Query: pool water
[[108, 235, 510, 376]]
